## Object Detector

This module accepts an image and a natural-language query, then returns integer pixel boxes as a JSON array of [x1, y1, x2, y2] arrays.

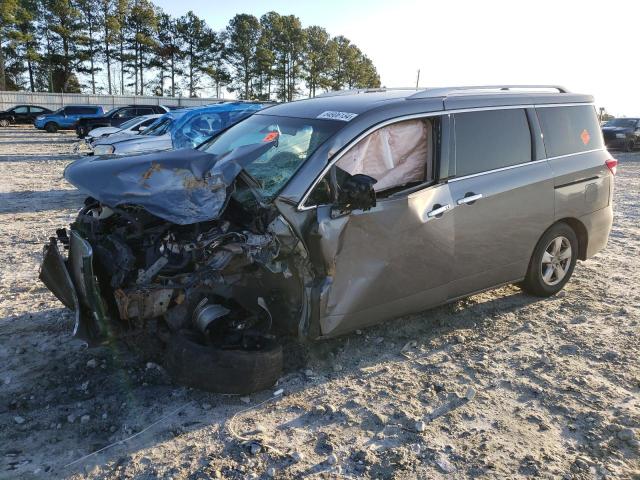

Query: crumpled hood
[[64, 143, 274, 225]]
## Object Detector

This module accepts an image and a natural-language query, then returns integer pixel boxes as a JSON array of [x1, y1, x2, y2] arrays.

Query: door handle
[[457, 193, 483, 205], [427, 204, 451, 218]]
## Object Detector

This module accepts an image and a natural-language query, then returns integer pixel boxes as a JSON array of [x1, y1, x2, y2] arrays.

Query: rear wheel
[[521, 223, 578, 297], [76, 126, 87, 138], [0, 119, 10, 127], [45, 122, 58, 133]]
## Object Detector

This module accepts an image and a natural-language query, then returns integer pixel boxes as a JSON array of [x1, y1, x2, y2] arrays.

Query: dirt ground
[[0, 126, 638, 480]]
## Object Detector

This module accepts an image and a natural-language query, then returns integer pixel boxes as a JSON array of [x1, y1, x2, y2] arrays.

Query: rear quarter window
[[536, 105, 604, 158], [454, 108, 532, 177]]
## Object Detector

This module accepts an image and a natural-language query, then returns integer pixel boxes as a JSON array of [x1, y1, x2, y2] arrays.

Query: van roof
[[259, 86, 594, 120]]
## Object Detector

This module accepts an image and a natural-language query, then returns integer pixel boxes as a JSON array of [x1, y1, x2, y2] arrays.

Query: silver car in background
[[86, 114, 162, 142]]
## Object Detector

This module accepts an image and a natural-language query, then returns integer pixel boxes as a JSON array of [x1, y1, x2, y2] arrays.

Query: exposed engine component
[[59, 190, 306, 348], [193, 299, 230, 333]]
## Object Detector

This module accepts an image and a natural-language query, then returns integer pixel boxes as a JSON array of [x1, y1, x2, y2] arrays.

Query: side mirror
[[137, 125, 147, 132], [336, 174, 377, 212]]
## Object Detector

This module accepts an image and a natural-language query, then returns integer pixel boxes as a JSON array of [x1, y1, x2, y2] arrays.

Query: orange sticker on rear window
[[262, 131, 279, 142], [580, 129, 590, 145]]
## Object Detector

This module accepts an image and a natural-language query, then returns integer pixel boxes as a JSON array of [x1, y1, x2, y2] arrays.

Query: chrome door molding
[[447, 148, 605, 184]]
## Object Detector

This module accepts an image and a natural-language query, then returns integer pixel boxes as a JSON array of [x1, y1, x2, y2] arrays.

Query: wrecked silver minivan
[[40, 86, 614, 393]]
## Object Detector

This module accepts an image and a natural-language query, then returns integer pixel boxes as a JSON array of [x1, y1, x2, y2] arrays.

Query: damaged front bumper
[[39, 230, 113, 344]]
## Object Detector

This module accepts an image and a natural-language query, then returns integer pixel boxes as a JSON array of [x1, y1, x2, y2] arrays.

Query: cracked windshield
[[200, 114, 342, 198]]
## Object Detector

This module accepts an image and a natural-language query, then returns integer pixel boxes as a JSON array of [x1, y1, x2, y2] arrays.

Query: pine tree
[[254, 12, 279, 101], [225, 13, 260, 99], [204, 28, 228, 99], [271, 14, 305, 102], [99, 0, 118, 94], [0, 0, 19, 90], [126, 0, 156, 95], [303, 26, 337, 97], [76, 0, 102, 93], [41, 0, 85, 92], [113, 0, 129, 93], [176, 11, 216, 98], [14, 0, 41, 92], [154, 11, 182, 96]]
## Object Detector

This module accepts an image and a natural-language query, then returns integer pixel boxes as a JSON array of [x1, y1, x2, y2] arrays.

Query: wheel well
[[557, 218, 588, 260]]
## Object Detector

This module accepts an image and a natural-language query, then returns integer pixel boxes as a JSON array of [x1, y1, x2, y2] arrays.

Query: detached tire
[[164, 333, 283, 394], [521, 222, 578, 297]]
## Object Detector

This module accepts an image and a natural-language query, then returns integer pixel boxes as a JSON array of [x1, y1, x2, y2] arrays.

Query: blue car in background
[[35, 105, 105, 133], [91, 102, 268, 156]]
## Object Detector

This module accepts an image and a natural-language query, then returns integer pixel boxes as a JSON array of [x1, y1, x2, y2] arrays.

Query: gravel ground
[[0, 126, 638, 479]]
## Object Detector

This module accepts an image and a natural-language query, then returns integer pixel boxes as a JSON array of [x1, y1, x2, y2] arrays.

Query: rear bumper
[[580, 205, 613, 259], [39, 231, 113, 345]]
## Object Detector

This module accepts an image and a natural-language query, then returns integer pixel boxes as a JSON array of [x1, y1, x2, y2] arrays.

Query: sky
[[155, 0, 640, 116]]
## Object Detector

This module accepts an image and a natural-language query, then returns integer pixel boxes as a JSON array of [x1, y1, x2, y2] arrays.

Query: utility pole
[[416, 69, 420, 89]]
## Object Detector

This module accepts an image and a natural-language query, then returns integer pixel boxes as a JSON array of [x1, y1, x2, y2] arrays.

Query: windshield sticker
[[317, 111, 358, 122], [580, 129, 590, 145], [262, 131, 279, 143]]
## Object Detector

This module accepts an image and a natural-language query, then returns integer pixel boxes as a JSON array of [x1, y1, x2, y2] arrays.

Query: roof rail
[[407, 85, 570, 100], [315, 87, 420, 99], [315, 88, 383, 98]]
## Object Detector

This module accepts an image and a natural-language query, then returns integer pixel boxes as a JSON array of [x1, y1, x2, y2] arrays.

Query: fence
[[0, 91, 223, 111]]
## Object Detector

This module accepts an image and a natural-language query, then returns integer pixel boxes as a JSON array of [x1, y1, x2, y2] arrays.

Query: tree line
[[0, 0, 381, 101]]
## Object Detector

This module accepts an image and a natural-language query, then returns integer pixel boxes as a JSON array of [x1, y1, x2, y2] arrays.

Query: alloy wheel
[[540, 236, 572, 286]]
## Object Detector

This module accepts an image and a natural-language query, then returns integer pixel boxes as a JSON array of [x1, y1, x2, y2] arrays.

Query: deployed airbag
[[336, 119, 431, 191]]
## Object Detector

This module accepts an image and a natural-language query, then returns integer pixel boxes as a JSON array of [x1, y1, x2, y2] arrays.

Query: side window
[[114, 108, 135, 118], [334, 118, 433, 194], [65, 107, 80, 115], [136, 107, 154, 116], [83, 107, 100, 115], [30, 107, 44, 113], [134, 118, 156, 130], [14, 106, 28, 113], [536, 105, 604, 158], [454, 109, 531, 177], [174, 113, 223, 149]]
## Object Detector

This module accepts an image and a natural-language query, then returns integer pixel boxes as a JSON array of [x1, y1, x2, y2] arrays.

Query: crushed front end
[[39, 146, 312, 392]]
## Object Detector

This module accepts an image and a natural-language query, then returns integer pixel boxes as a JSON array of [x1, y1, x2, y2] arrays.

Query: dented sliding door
[[314, 184, 455, 337]]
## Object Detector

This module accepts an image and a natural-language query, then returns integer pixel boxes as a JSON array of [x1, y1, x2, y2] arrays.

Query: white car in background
[[87, 114, 163, 142]]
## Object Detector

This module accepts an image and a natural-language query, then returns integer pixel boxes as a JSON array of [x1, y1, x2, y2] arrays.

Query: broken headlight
[[94, 144, 115, 155]]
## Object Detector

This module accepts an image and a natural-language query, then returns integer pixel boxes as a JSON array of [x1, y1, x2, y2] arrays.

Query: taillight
[[606, 158, 618, 176]]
